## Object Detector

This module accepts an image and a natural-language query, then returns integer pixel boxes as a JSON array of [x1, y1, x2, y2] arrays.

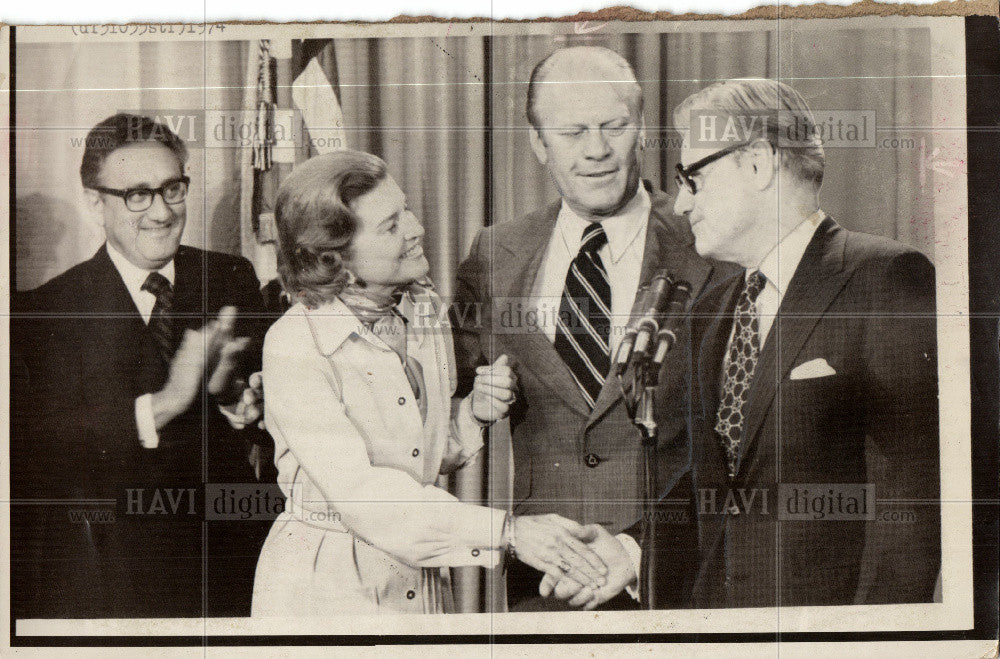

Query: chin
[[406, 260, 430, 282]]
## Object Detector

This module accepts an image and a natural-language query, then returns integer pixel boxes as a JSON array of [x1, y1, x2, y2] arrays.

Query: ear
[[83, 188, 104, 216], [529, 128, 549, 166], [747, 141, 778, 191], [637, 116, 647, 152]]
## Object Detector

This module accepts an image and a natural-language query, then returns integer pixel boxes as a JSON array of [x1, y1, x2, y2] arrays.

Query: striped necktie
[[141, 271, 175, 366], [715, 270, 767, 478], [554, 222, 612, 409]]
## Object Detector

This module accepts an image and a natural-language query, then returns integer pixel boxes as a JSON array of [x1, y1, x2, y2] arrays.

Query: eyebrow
[[113, 175, 185, 189]]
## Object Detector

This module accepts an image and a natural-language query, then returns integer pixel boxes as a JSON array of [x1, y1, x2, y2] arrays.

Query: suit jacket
[[453, 185, 737, 607], [688, 216, 941, 608], [12, 244, 272, 618]]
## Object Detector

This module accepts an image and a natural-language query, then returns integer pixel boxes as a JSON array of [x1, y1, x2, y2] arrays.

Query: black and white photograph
[[2, 6, 998, 656]]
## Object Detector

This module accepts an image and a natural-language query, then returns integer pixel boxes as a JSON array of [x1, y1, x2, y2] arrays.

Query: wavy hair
[[274, 150, 388, 307]]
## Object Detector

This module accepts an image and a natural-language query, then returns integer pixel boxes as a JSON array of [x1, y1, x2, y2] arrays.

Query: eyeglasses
[[674, 143, 746, 195], [88, 176, 190, 212]]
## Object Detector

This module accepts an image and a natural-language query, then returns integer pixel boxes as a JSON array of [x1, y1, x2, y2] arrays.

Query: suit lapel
[[586, 188, 714, 428], [491, 202, 591, 417], [171, 246, 205, 326], [86, 246, 165, 390], [736, 217, 850, 470]]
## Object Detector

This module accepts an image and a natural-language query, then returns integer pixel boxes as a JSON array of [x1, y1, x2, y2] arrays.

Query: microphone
[[651, 281, 692, 367], [613, 270, 674, 374]]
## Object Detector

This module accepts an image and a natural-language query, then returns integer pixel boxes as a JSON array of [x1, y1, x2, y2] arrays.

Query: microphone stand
[[619, 280, 690, 610], [620, 345, 661, 610]]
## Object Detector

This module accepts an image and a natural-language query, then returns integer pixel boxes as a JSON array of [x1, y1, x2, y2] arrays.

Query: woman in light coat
[[251, 150, 608, 616]]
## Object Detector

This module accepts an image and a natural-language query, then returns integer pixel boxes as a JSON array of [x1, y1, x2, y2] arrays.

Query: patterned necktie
[[141, 271, 175, 366], [554, 223, 612, 409], [715, 270, 767, 478]]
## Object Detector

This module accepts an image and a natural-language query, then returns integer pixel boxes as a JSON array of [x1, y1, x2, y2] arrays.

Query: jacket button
[[398, 397, 406, 405], [412, 448, 420, 457], [406, 590, 416, 600], [584, 453, 602, 468], [727, 502, 740, 516], [471, 548, 480, 557]]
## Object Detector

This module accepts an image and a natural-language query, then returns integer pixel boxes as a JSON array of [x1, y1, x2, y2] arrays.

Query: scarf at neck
[[338, 282, 427, 421], [337, 283, 402, 327]]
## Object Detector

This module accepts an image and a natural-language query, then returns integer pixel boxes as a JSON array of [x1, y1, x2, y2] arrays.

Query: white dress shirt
[[532, 185, 651, 356], [720, 210, 825, 384], [106, 243, 175, 323], [106, 244, 175, 449], [753, 210, 826, 345], [531, 186, 652, 601]]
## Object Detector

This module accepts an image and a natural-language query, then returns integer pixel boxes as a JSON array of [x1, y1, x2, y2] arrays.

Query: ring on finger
[[557, 559, 572, 573]]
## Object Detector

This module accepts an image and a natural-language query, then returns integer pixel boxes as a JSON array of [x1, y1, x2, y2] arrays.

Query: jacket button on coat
[[406, 590, 416, 600], [398, 397, 406, 405], [584, 453, 602, 468], [412, 448, 420, 457], [471, 548, 480, 557]]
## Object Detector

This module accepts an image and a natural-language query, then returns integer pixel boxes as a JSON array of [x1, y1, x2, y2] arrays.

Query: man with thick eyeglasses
[[672, 79, 940, 607], [12, 113, 272, 618]]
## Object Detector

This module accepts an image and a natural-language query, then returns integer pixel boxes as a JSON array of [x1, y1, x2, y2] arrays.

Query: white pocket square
[[789, 358, 837, 380]]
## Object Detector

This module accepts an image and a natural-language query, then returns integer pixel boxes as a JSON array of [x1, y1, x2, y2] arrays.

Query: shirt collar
[[106, 241, 175, 293], [752, 209, 826, 296], [556, 184, 650, 264], [305, 285, 437, 356]]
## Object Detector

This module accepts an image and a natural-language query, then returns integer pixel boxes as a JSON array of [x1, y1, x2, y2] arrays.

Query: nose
[[582, 128, 612, 160], [402, 210, 424, 239], [144, 192, 175, 223], [673, 187, 694, 216]]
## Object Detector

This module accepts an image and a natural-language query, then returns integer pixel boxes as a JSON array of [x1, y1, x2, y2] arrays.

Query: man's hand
[[512, 514, 609, 590], [470, 354, 517, 424], [206, 306, 252, 401], [538, 525, 637, 610], [150, 306, 252, 430]]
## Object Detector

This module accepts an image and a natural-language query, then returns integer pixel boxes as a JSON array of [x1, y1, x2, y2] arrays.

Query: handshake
[[508, 514, 638, 610]]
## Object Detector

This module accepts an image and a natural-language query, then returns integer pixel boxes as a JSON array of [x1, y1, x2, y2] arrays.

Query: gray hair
[[674, 78, 825, 187]]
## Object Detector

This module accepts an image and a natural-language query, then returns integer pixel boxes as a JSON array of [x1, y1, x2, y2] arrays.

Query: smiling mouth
[[402, 243, 424, 259], [580, 170, 617, 179], [141, 223, 176, 234]]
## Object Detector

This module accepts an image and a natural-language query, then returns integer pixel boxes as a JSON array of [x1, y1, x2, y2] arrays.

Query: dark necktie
[[715, 270, 767, 478], [141, 271, 175, 366], [554, 223, 612, 409]]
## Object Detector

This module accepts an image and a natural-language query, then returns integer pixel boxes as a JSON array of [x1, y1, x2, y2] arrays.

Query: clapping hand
[[151, 306, 253, 430], [538, 524, 637, 610], [205, 306, 252, 401]]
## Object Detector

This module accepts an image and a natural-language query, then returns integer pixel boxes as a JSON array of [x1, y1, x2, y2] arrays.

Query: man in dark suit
[[671, 79, 941, 607], [12, 113, 271, 618], [453, 46, 734, 610]]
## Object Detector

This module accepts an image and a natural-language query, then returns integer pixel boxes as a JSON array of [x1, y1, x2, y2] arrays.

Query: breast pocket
[[778, 372, 867, 481]]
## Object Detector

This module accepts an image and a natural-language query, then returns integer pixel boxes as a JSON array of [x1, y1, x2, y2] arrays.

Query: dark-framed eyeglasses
[[674, 143, 746, 195], [88, 176, 190, 212]]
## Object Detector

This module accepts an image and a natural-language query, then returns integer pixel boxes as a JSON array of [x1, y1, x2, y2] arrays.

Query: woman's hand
[[511, 514, 609, 590], [470, 354, 518, 424]]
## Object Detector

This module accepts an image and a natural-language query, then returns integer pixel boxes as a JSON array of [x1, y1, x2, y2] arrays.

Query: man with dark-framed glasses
[[672, 79, 941, 607], [12, 113, 271, 618]]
